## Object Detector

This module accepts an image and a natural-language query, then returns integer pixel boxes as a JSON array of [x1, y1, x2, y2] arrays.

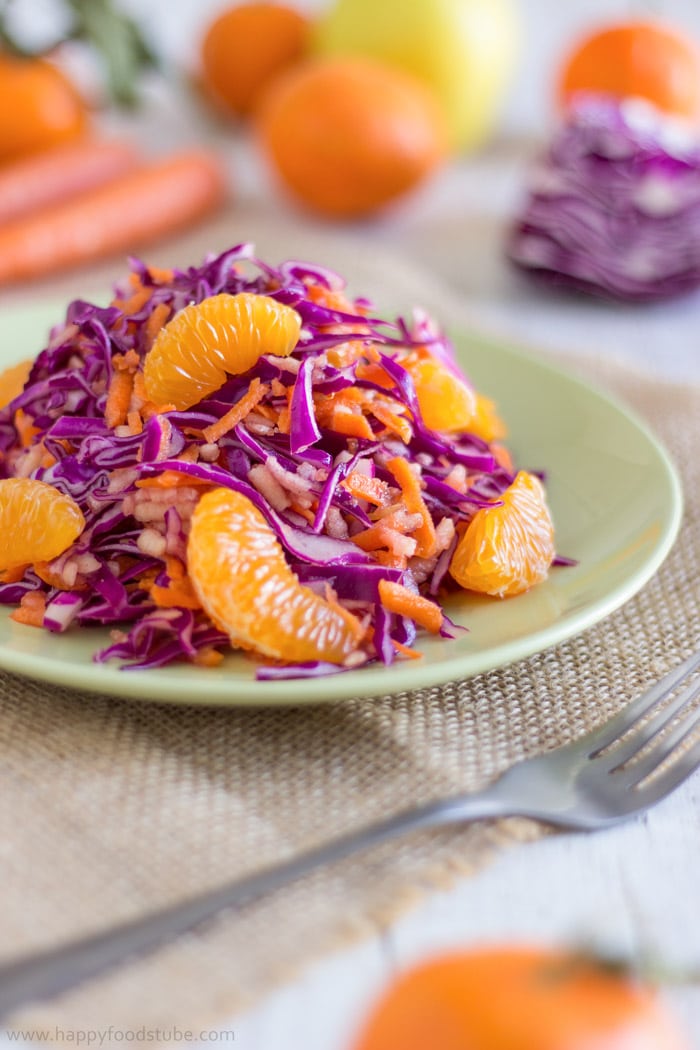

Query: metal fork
[[1, 650, 700, 1019]]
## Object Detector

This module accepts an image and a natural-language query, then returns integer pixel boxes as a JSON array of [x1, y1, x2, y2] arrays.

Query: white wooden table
[[2, 1, 700, 1046]]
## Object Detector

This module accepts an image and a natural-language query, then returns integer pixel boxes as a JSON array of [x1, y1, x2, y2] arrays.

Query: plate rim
[[0, 314, 684, 706]]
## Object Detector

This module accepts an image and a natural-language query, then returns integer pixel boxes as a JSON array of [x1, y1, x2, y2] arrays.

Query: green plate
[[0, 300, 683, 706]]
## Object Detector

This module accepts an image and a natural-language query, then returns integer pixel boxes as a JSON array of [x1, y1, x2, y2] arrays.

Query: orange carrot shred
[[386, 456, 437, 559], [392, 638, 423, 660], [14, 408, 39, 447], [202, 379, 268, 443], [342, 471, 392, 507], [150, 578, 202, 610], [135, 470, 213, 490], [126, 409, 143, 435], [193, 646, 224, 667], [11, 590, 46, 628], [104, 368, 134, 429], [144, 302, 171, 349], [378, 579, 443, 634]]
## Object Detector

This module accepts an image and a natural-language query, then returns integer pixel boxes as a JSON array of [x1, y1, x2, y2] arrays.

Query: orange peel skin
[[143, 292, 302, 411], [187, 487, 365, 664]]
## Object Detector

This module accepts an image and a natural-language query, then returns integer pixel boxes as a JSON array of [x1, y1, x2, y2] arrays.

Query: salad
[[0, 245, 556, 680]]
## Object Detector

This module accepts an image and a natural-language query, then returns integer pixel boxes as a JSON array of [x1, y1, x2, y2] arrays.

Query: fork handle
[[0, 789, 512, 1018]]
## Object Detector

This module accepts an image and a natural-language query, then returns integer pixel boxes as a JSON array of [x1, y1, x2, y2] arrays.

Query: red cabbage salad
[[0, 244, 557, 680]]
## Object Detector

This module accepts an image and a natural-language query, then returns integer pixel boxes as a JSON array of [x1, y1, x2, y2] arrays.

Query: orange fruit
[[187, 487, 365, 663], [406, 355, 476, 433], [143, 292, 301, 411], [0, 477, 85, 571], [0, 55, 87, 163], [201, 2, 310, 118], [256, 56, 448, 218], [352, 946, 689, 1050], [449, 470, 554, 597], [0, 359, 32, 410], [471, 391, 507, 443], [558, 21, 700, 122]]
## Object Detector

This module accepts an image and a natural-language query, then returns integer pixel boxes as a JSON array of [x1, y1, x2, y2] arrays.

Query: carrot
[[377, 579, 443, 634], [386, 456, 437, 559], [135, 470, 213, 490], [0, 139, 139, 227], [0, 150, 227, 285], [392, 638, 423, 659], [342, 471, 392, 507], [11, 590, 46, 628], [150, 578, 202, 610], [202, 379, 268, 443], [104, 369, 134, 429], [144, 302, 172, 348], [13, 407, 38, 447]]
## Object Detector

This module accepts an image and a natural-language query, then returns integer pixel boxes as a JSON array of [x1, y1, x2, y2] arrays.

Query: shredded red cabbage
[[0, 244, 544, 678]]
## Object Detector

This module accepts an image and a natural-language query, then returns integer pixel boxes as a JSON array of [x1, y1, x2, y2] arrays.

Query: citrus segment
[[143, 292, 302, 411], [449, 470, 555, 597], [0, 358, 32, 409], [187, 487, 364, 663], [406, 356, 476, 433], [0, 477, 85, 571]]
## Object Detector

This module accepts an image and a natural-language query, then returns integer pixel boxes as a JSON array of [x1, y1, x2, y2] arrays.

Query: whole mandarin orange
[[352, 947, 689, 1050], [201, 2, 310, 118], [255, 56, 447, 218], [558, 21, 700, 122], [0, 55, 87, 163]]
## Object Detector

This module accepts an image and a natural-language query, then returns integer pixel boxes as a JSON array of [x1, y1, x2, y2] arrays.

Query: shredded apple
[[0, 245, 559, 679]]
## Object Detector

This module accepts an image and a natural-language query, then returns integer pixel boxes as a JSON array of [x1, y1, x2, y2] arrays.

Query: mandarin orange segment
[[143, 292, 302, 411], [187, 487, 365, 663], [0, 477, 85, 571], [0, 358, 32, 410], [470, 392, 507, 443], [449, 470, 555, 597], [406, 356, 476, 433]]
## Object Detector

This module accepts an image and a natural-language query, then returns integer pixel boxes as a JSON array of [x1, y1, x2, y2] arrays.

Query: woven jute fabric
[[0, 232, 698, 1038]]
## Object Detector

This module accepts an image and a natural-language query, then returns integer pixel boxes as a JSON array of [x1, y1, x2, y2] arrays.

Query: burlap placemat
[[0, 231, 698, 1040]]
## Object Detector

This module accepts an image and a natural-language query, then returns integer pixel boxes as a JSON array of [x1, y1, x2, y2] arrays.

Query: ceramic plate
[[0, 300, 683, 705]]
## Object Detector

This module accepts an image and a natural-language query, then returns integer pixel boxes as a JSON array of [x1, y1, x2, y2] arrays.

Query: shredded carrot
[[193, 646, 224, 667], [386, 456, 437, 559], [112, 283, 152, 316], [289, 501, 316, 525], [135, 470, 213, 490], [377, 579, 443, 634], [126, 409, 143, 435], [165, 556, 186, 580], [40, 449, 57, 469], [270, 378, 288, 398], [202, 379, 268, 444], [355, 361, 395, 389], [342, 471, 392, 507], [104, 368, 134, 429], [150, 577, 202, 610], [325, 340, 367, 369], [11, 590, 47, 628], [329, 405, 374, 440], [277, 406, 291, 433], [392, 638, 423, 660], [112, 349, 140, 373], [370, 401, 412, 443], [144, 302, 171, 348], [13, 408, 39, 447], [147, 266, 174, 284]]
